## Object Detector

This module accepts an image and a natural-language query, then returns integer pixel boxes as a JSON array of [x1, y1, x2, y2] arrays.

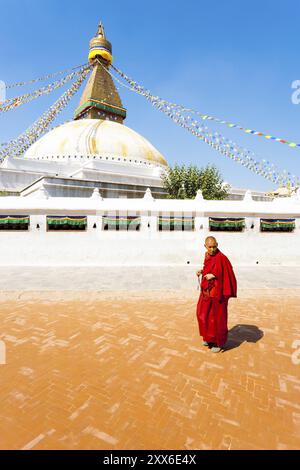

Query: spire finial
[[88, 21, 112, 65], [96, 21, 106, 38]]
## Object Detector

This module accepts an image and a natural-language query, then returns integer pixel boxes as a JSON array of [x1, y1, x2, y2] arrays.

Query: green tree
[[162, 164, 229, 200]]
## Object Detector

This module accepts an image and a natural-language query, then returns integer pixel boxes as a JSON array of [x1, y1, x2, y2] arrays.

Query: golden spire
[[96, 22, 105, 38], [74, 21, 126, 123], [88, 21, 113, 65]]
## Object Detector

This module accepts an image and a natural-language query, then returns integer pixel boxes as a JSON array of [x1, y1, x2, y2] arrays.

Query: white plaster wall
[[0, 195, 299, 266], [0, 169, 46, 191], [1, 155, 163, 180], [0, 156, 165, 192], [0, 222, 299, 266]]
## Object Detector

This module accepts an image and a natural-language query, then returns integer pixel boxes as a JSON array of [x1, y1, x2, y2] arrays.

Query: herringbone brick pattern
[[0, 290, 299, 450]]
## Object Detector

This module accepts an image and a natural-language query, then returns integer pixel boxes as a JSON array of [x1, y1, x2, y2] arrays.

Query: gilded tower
[[74, 23, 126, 123]]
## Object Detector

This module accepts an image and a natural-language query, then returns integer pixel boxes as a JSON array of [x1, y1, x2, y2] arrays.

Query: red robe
[[196, 249, 237, 347]]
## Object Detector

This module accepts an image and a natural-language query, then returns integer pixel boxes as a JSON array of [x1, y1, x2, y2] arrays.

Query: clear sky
[[0, 0, 300, 191]]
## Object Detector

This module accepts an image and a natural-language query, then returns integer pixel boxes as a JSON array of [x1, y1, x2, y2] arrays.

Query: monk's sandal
[[211, 346, 222, 353]]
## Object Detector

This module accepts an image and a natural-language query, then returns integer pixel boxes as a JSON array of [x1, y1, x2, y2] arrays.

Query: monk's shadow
[[222, 324, 264, 352]]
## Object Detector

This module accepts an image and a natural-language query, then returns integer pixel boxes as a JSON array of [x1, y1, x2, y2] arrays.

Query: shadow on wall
[[223, 324, 264, 352]]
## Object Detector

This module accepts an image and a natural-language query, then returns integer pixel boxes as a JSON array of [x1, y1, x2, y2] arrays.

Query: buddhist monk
[[196, 236, 237, 353]]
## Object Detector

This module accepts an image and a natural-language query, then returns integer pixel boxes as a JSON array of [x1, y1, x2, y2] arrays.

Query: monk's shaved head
[[205, 236, 217, 245], [204, 236, 218, 256]]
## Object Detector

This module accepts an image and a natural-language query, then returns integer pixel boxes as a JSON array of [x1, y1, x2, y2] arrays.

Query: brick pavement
[[0, 290, 299, 450]]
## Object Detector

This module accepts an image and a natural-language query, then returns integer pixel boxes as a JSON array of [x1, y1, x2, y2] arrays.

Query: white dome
[[24, 119, 168, 168]]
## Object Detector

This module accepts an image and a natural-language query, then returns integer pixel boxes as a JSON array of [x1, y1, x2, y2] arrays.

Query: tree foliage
[[162, 164, 229, 200]]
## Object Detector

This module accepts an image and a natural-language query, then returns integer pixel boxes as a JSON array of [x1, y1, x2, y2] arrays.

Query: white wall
[[0, 217, 299, 266], [0, 194, 299, 266]]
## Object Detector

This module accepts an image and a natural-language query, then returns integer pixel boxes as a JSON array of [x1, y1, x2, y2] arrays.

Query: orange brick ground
[[0, 290, 299, 450]]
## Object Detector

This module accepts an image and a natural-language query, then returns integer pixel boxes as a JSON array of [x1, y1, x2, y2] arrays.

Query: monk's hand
[[196, 269, 203, 277], [204, 273, 215, 281]]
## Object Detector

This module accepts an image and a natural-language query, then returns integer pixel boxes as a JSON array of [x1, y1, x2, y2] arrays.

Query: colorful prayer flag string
[[0, 67, 91, 162], [107, 63, 299, 187], [110, 64, 299, 150], [5, 63, 89, 89], [0, 65, 91, 115], [0, 79, 123, 152], [182, 109, 300, 149]]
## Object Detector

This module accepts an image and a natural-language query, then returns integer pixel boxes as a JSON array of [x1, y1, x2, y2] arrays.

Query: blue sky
[[0, 0, 300, 191]]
